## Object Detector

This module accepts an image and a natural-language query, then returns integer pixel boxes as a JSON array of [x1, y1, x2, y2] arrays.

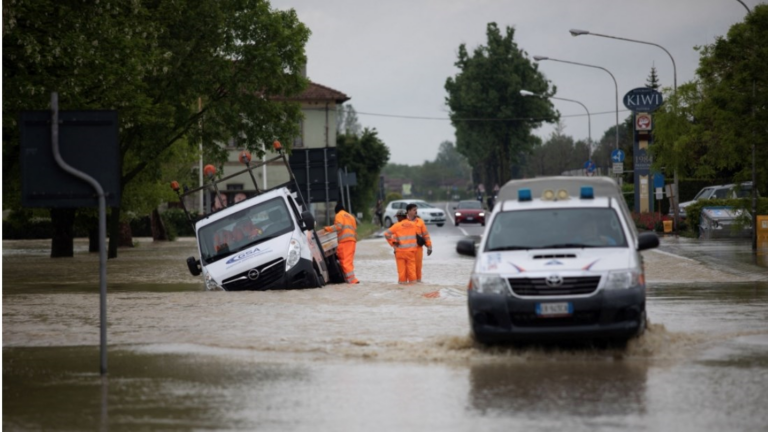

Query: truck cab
[[175, 142, 344, 291], [466, 177, 659, 344]]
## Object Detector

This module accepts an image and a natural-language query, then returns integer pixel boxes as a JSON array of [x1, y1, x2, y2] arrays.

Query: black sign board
[[622, 87, 664, 112], [20, 111, 120, 208], [289, 148, 338, 203]]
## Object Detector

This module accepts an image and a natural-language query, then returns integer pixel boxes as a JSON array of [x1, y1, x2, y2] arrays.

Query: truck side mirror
[[637, 232, 659, 251], [301, 211, 316, 231], [186, 256, 201, 276]]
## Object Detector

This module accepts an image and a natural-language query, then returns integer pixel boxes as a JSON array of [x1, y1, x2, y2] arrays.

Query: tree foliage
[[3, 0, 311, 257], [336, 128, 390, 218], [382, 141, 471, 198], [524, 122, 588, 177], [652, 4, 767, 192], [336, 104, 362, 137], [445, 23, 557, 190]]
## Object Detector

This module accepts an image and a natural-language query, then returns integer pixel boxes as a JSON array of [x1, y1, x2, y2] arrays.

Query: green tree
[[3, 0, 311, 257], [445, 23, 557, 192], [336, 104, 362, 137], [336, 128, 390, 219], [646, 65, 662, 90], [591, 115, 633, 180], [652, 4, 767, 192], [524, 122, 588, 176]]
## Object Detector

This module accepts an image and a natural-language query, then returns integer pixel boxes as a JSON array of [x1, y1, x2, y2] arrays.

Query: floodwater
[[3, 232, 768, 431]]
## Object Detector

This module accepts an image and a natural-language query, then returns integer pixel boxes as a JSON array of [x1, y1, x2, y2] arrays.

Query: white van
[[175, 143, 343, 291], [463, 177, 659, 344]]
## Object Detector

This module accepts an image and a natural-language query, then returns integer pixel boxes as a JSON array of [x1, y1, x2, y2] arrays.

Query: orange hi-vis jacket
[[325, 210, 357, 243], [384, 219, 419, 253], [413, 217, 432, 248]]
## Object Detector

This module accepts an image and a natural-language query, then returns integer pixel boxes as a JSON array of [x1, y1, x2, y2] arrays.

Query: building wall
[[208, 100, 341, 224]]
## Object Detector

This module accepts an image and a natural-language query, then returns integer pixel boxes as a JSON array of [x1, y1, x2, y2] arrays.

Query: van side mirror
[[637, 232, 659, 251], [186, 256, 201, 276], [301, 211, 316, 231], [456, 238, 477, 257]]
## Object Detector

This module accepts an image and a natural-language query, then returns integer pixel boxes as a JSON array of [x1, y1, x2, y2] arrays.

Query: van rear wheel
[[313, 263, 326, 288], [328, 256, 345, 284]]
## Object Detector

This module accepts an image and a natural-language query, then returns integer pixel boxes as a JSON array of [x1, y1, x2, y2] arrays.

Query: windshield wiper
[[538, 243, 598, 249], [486, 246, 531, 251]]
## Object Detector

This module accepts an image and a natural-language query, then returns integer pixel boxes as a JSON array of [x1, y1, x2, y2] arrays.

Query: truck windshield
[[198, 197, 294, 264], [485, 208, 627, 251]]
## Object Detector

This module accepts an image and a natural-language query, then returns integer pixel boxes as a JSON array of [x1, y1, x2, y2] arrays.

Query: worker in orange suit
[[324, 203, 359, 284], [384, 209, 419, 285], [406, 203, 432, 282]]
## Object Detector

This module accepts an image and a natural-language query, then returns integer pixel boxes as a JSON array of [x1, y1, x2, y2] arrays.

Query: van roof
[[498, 176, 622, 202]]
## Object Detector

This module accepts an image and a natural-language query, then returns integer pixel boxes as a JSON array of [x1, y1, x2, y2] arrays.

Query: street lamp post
[[533, 56, 619, 153], [569, 29, 682, 233], [520, 89, 592, 163]]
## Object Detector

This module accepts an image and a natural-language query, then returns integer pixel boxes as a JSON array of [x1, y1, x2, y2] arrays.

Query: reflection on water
[[468, 360, 647, 418], [3, 345, 312, 431]]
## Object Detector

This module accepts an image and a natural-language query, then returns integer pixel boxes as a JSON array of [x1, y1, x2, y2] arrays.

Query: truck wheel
[[328, 257, 345, 284], [313, 263, 326, 288], [384, 217, 392, 228], [455, 221, 460, 227]]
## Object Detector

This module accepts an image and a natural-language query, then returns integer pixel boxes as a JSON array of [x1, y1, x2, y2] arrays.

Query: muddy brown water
[[3, 235, 768, 431]]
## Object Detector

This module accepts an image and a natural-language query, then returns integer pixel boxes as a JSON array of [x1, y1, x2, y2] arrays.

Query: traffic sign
[[611, 149, 625, 163], [613, 163, 624, 174], [653, 173, 665, 189], [636, 113, 652, 131]]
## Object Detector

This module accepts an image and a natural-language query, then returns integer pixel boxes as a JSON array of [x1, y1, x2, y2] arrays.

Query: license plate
[[536, 302, 573, 317], [467, 217, 474, 220]]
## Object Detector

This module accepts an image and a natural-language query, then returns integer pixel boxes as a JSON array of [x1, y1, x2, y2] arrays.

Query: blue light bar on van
[[519, 189, 532, 201], [580, 186, 594, 199]]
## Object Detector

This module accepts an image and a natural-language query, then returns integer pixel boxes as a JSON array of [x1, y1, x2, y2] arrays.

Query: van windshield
[[485, 208, 627, 251], [199, 197, 294, 264]]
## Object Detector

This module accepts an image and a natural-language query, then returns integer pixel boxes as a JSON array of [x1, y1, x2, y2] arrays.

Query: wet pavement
[[3, 224, 768, 431]]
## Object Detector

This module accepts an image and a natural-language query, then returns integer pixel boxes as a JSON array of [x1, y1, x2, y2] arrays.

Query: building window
[[293, 119, 304, 148]]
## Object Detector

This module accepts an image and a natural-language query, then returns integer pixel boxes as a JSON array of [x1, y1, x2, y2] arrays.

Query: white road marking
[[444, 203, 469, 236]]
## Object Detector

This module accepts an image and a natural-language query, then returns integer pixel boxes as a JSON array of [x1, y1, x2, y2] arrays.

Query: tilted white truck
[[172, 141, 344, 291]]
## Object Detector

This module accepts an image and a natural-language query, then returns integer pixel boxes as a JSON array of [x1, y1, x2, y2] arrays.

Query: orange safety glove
[[324, 226, 333, 233]]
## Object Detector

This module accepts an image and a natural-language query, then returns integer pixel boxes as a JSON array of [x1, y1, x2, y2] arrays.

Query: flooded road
[[3, 230, 768, 431]]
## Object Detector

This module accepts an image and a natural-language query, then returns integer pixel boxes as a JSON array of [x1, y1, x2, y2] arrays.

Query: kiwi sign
[[623, 87, 663, 112]]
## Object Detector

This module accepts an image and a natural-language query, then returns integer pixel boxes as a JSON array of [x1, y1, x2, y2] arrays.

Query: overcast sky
[[274, 0, 758, 166]]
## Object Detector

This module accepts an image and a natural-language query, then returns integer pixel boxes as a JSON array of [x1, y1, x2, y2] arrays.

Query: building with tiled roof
[[209, 78, 350, 224], [284, 81, 350, 104]]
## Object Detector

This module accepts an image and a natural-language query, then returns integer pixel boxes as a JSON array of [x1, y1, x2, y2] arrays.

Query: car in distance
[[382, 199, 446, 228], [453, 200, 486, 226], [467, 177, 659, 345], [673, 182, 757, 218]]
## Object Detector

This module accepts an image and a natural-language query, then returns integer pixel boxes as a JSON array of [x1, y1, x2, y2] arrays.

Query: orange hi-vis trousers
[[337, 241, 359, 284], [395, 249, 417, 284], [415, 246, 424, 282]]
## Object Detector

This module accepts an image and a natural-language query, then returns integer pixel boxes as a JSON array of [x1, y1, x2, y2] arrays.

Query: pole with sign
[[623, 88, 663, 213]]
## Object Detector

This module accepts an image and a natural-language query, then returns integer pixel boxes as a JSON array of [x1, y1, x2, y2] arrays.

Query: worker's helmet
[[396, 209, 407, 219]]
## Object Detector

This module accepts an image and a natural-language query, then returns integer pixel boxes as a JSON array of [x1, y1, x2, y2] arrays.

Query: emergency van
[[465, 176, 659, 344], [172, 141, 344, 291]]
